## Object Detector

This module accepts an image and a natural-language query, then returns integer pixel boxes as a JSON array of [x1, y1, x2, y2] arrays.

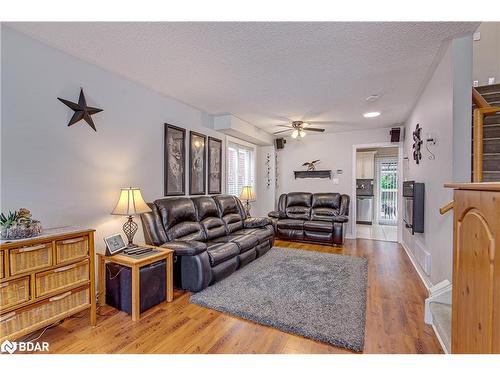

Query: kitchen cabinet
[[356, 151, 376, 179]]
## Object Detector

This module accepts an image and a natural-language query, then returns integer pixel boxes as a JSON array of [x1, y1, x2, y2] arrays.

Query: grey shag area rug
[[190, 247, 368, 352]]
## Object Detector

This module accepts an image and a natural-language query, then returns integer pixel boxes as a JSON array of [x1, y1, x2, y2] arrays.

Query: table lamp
[[111, 187, 151, 247], [239, 185, 256, 217]]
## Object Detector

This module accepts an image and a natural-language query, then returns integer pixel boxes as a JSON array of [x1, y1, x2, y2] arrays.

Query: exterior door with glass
[[375, 157, 398, 225]]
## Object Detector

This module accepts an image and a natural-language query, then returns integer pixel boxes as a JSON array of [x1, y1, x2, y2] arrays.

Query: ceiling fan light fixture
[[299, 130, 306, 138], [363, 111, 381, 118], [291, 129, 299, 138]]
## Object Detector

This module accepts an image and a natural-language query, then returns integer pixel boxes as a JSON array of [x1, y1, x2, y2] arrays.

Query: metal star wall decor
[[58, 88, 103, 131]]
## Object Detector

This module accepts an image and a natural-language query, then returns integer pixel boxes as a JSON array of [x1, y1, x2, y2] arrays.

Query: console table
[[0, 227, 96, 341]]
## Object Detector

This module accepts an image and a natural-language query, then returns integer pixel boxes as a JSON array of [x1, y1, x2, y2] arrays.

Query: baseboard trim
[[400, 240, 433, 291], [431, 323, 450, 354], [401, 241, 449, 353]]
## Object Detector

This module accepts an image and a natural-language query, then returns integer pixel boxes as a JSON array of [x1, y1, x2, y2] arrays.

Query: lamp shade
[[239, 186, 256, 201], [111, 187, 151, 216]]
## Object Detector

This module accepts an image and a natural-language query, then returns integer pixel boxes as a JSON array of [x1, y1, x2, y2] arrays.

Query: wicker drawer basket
[[35, 259, 89, 298], [0, 286, 89, 339], [9, 243, 53, 276], [55, 236, 88, 264], [0, 276, 30, 309], [0, 250, 4, 279]]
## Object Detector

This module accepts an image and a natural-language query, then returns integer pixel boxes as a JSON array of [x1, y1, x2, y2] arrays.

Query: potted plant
[[0, 208, 42, 240]]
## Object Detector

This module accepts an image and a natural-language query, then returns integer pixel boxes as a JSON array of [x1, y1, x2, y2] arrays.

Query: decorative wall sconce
[[265, 153, 271, 189], [425, 133, 436, 160], [412, 124, 423, 164]]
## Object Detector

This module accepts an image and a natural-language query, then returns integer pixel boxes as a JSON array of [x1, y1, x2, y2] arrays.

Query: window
[[226, 140, 255, 197]]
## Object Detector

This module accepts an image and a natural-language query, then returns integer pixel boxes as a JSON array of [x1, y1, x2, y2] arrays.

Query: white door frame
[[351, 142, 404, 243]]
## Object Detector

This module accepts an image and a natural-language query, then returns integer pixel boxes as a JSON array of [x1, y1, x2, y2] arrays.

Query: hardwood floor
[[24, 239, 443, 354]]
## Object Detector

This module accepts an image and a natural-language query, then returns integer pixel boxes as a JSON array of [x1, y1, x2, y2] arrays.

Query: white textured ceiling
[[8, 22, 479, 134]]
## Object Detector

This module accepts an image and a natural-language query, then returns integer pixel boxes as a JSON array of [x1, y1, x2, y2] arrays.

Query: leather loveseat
[[140, 195, 274, 292], [268, 192, 349, 246]]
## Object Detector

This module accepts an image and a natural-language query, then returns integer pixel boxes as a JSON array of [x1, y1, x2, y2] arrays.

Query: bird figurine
[[302, 160, 320, 171]]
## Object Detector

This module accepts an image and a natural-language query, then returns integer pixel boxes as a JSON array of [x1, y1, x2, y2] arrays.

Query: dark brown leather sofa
[[268, 192, 349, 246], [140, 195, 274, 292]]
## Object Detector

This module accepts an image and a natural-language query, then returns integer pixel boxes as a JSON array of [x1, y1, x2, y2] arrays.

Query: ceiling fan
[[273, 120, 325, 139]]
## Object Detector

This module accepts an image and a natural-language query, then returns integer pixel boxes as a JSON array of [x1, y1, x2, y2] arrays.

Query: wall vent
[[413, 240, 432, 275]]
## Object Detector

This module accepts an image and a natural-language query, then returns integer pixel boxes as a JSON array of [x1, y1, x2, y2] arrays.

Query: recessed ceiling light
[[363, 111, 381, 118]]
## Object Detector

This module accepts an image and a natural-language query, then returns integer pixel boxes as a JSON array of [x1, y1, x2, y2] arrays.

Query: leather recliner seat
[[268, 192, 349, 246], [140, 195, 275, 292]]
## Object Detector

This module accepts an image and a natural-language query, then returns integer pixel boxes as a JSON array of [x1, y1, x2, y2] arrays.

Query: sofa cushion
[[312, 193, 341, 209], [284, 192, 312, 220], [214, 195, 245, 233], [285, 206, 311, 220], [192, 196, 227, 240], [166, 221, 206, 241], [206, 242, 239, 266], [277, 219, 304, 230], [154, 197, 205, 241], [311, 207, 339, 221], [304, 220, 334, 233], [212, 234, 259, 253], [286, 192, 312, 207], [234, 226, 274, 243]]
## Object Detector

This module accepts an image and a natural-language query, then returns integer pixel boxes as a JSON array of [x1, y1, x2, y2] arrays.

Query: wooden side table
[[97, 244, 174, 321]]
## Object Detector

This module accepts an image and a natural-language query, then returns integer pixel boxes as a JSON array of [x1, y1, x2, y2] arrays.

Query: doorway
[[353, 144, 400, 242]]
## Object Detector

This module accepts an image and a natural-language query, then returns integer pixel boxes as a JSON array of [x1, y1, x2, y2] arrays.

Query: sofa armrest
[[268, 210, 286, 219], [340, 194, 350, 216], [160, 240, 207, 256], [244, 217, 272, 228], [332, 215, 349, 223]]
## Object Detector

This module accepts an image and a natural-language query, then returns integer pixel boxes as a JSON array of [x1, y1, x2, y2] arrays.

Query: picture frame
[[164, 123, 186, 196], [208, 136, 222, 194], [189, 131, 207, 195], [104, 233, 127, 256]]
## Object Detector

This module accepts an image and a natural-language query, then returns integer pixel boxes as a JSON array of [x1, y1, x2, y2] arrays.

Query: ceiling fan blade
[[277, 125, 293, 128], [273, 129, 292, 135], [305, 127, 325, 132]]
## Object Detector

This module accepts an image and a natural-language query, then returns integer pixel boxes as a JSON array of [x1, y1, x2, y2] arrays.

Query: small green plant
[[0, 210, 18, 228]]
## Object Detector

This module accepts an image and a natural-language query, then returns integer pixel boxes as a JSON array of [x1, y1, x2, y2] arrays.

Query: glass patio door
[[376, 158, 398, 225]]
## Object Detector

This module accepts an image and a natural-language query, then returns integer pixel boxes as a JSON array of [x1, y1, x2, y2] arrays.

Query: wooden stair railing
[[439, 201, 454, 215], [472, 86, 490, 108], [471, 87, 500, 182], [439, 87, 499, 214]]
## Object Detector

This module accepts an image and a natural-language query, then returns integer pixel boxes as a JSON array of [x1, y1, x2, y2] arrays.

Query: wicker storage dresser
[[0, 227, 96, 341]]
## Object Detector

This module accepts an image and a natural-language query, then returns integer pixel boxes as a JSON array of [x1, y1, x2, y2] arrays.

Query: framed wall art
[[164, 123, 186, 196], [208, 137, 222, 194], [189, 131, 207, 195]]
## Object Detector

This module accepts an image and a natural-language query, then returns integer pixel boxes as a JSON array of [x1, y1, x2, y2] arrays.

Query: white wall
[[402, 37, 472, 286], [272, 127, 392, 236], [473, 22, 500, 85], [254, 145, 276, 217], [0, 26, 227, 249]]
